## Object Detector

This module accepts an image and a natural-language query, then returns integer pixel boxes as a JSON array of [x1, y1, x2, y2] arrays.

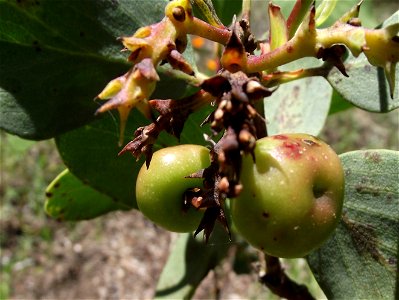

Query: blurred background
[[1, 0, 398, 299]]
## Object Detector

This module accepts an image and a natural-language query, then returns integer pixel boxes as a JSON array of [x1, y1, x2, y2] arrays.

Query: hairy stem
[[189, 17, 231, 44], [261, 63, 333, 87]]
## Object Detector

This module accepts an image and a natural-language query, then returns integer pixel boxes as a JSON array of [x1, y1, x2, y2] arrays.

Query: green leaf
[[264, 58, 332, 136], [328, 89, 354, 115], [55, 111, 147, 210], [326, 11, 399, 112], [155, 227, 230, 299], [45, 169, 125, 220], [307, 150, 399, 299], [269, 3, 288, 51], [55, 104, 213, 210], [326, 53, 399, 112], [0, 0, 192, 139], [315, 0, 337, 27], [212, 0, 242, 25]]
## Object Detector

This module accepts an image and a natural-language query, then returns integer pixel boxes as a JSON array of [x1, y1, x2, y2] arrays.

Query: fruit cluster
[[136, 133, 344, 258], [93, 0, 397, 258]]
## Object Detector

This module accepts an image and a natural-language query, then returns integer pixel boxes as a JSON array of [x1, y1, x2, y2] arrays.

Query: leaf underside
[[307, 150, 399, 299], [327, 11, 399, 113]]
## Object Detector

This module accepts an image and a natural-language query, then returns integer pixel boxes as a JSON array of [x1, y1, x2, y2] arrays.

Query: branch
[[260, 254, 316, 300]]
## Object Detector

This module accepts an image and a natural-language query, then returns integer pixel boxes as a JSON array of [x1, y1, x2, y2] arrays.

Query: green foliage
[[0, 0, 398, 299], [155, 227, 230, 299], [265, 74, 332, 136], [45, 169, 125, 220], [0, 0, 177, 139], [55, 104, 211, 211], [327, 52, 399, 112], [308, 150, 399, 299], [55, 112, 148, 209], [212, 0, 242, 25]]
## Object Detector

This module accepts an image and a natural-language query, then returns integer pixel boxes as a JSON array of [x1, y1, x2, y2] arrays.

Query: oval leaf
[[328, 89, 354, 115], [326, 53, 399, 112], [45, 169, 126, 220], [56, 112, 148, 209], [0, 0, 193, 139], [264, 76, 332, 136], [307, 150, 399, 299]]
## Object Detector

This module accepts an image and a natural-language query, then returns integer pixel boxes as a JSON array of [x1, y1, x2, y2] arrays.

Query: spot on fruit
[[273, 134, 288, 140], [281, 141, 302, 159], [303, 139, 319, 146], [262, 211, 270, 218]]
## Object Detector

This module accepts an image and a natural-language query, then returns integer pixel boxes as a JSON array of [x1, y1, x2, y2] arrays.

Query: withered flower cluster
[[118, 24, 273, 240], [96, 0, 398, 240]]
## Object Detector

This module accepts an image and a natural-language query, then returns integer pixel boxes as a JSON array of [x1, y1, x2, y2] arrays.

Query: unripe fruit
[[231, 134, 344, 258], [136, 144, 210, 232]]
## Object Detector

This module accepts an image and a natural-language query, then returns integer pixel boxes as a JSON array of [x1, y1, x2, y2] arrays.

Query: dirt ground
[[3, 209, 273, 299]]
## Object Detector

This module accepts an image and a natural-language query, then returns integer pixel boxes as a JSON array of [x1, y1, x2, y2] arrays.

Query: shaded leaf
[[155, 226, 231, 299], [308, 150, 399, 299], [328, 89, 354, 115], [212, 0, 242, 26], [55, 111, 148, 210], [45, 169, 125, 220], [0, 0, 194, 139], [326, 11, 399, 112], [55, 105, 213, 210]]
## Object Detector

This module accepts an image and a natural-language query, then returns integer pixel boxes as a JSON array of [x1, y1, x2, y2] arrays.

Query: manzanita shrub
[[1, 0, 398, 298]]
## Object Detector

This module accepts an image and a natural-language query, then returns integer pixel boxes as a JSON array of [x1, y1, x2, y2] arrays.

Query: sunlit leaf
[[45, 169, 126, 220]]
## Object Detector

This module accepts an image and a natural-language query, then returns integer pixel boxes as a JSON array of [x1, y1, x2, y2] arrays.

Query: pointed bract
[[268, 3, 288, 51]]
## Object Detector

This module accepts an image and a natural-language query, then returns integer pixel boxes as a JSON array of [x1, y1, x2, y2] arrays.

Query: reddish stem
[[189, 17, 231, 45]]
